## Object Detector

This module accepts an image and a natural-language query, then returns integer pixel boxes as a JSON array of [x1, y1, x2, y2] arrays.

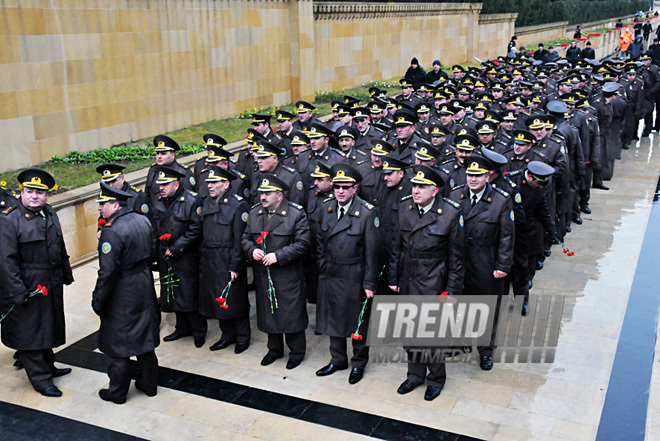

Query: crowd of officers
[[1, 46, 652, 405]]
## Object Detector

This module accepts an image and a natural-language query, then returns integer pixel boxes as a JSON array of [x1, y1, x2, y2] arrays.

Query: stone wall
[[0, 1, 518, 174]]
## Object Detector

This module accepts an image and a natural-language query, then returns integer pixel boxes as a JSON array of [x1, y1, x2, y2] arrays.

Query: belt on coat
[[328, 256, 363, 265], [20, 262, 60, 270], [403, 249, 446, 259], [203, 242, 233, 248], [466, 237, 498, 247], [121, 263, 149, 276]]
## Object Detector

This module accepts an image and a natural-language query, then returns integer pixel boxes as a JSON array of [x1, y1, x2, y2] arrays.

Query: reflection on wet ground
[[1, 134, 660, 441]]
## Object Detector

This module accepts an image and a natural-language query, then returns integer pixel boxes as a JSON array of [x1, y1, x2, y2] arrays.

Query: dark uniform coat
[[0, 188, 19, 209], [388, 196, 464, 296], [449, 184, 514, 296], [92, 208, 159, 358], [150, 187, 202, 312], [0, 203, 74, 350], [193, 160, 250, 200], [242, 200, 310, 334], [250, 163, 306, 207], [316, 195, 380, 337], [198, 192, 250, 319]]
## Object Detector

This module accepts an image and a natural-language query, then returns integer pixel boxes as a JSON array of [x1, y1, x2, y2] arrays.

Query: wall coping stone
[[516, 21, 568, 36], [479, 13, 518, 25], [313, 2, 482, 20]]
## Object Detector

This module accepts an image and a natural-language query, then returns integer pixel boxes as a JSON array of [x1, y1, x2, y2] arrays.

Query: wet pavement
[[2, 133, 660, 441]]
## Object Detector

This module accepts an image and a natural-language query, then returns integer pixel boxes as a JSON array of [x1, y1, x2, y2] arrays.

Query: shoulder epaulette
[[356, 149, 367, 156], [361, 200, 374, 210], [281, 165, 295, 173], [356, 159, 370, 165], [401, 194, 413, 202], [186, 190, 197, 197], [232, 194, 243, 201], [492, 186, 510, 198], [441, 158, 455, 165], [507, 170, 522, 177], [533, 150, 546, 159], [131, 185, 143, 193], [443, 197, 460, 209], [323, 195, 335, 203], [251, 202, 261, 209], [451, 183, 466, 191], [288, 201, 303, 210], [237, 172, 246, 179], [1, 206, 16, 215]]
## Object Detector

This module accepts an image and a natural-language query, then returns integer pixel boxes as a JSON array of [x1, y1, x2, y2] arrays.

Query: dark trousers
[[329, 336, 369, 369], [405, 348, 447, 388], [218, 316, 250, 343], [175, 311, 207, 338], [18, 349, 56, 391], [106, 351, 159, 402], [266, 331, 306, 361], [478, 293, 503, 357]]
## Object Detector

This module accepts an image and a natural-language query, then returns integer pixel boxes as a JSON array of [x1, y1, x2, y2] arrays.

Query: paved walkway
[[2, 133, 660, 441]]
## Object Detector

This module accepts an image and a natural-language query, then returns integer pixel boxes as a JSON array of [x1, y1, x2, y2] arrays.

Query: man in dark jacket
[[388, 165, 464, 401], [144, 135, 196, 208], [404, 57, 426, 87], [198, 166, 251, 354], [425, 60, 446, 84], [565, 41, 581, 65], [580, 41, 596, 60], [93, 182, 160, 404], [242, 174, 310, 369], [316, 164, 380, 385], [0, 169, 74, 397], [150, 166, 204, 347]]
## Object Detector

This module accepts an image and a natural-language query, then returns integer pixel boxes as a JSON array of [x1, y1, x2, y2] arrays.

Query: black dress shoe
[[98, 389, 126, 404], [348, 367, 364, 384], [234, 341, 250, 354], [528, 279, 533, 290], [314, 330, 322, 336], [135, 382, 157, 397], [616, 154, 622, 160], [261, 353, 283, 366], [565, 226, 572, 233], [163, 331, 191, 342], [544, 248, 552, 257], [580, 205, 592, 214], [194, 337, 205, 348], [424, 385, 442, 401], [286, 358, 303, 370], [521, 301, 529, 316], [622, 144, 630, 150], [633, 135, 640, 140], [13, 359, 23, 369], [573, 217, 583, 225], [316, 363, 348, 376], [480, 355, 493, 371], [396, 379, 420, 395], [209, 339, 236, 351], [40, 385, 62, 398], [535, 261, 543, 271], [593, 184, 609, 190], [52, 367, 72, 378]]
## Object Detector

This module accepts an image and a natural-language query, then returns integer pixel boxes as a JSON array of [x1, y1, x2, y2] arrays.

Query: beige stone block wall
[[476, 14, 518, 61]]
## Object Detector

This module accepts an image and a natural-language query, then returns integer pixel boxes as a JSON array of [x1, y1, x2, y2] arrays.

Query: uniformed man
[[198, 166, 252, 354], [388, 165, 464, 401], [242, 175, 310, 369], [439, 132, 480, 193], [316, 164, 380, 385], [92, 182, 159, 404], [276, 109, 297, 151], [292, 101, 323, 131], [250, 141, 305, 207], [296, 123, 346, 189], [449, 157, 514, 370], [502, 129, 541, 172], [390, 109, 431, 164], [150, 166, 205, 347], [357, 139, 391, 206], [0, 169, 74, 397], [0, 182, 19, 209], [352, 106, 381, 152], [395, 78, 422, 107], [96, 164, 149, 216], [145, 135, 196, 207], [335, 125, 369, 168], [640, 51, 660, 136], [194, 134, 250, 200], [251, 113, 286, 153]]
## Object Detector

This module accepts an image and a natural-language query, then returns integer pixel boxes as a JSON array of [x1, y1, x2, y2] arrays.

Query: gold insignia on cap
[[158, 171, 165, 178], [516, 133, 525, 140], [262, 179, 269, 186], [336, 170, 346, 178], [383, 161, 389, 168], [416, 171, 425, 179], [419, 147, 427, 154], [341, 130, 348, 136], [103, 170, 110, 176], [397, 117, 406, 123], [534, 119, 541, 125], [470, 162, 479, 169]]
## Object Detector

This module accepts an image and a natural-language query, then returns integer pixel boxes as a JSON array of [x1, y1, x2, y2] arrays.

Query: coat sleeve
[[387, 209, 402, 287], [495, 197, 515, 274], [446, 209, 465, 296], [288, 173, 306, 207], [362, 210, 381, 292], [590, 121, 602, 165], [275, 210, 310, 266], [229, 202, 249, 273], [241, 212, 258, 262], [0, 215, 29, 305], [170, 200, 202, 258], [92, 228, 122, 315], [60, 236, 74, 286]]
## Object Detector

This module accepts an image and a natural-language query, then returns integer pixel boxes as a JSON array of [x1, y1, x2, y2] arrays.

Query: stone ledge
[[313, 2, 482, 20], [479, 13, 518, 25], [516, 21, 568, 36]]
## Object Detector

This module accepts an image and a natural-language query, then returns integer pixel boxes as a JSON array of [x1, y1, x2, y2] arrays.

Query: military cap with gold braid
[[290, 131, 310, 146], [477, 120, 498, 134], [95, 182, 133, 203], [512, 129, 534, 144], [205, 165, 237, 182], [17, 169, 56, 190], [370, 138, 394, 156], [154, 134, 179, 152], [415, 144, 440, 162], [257, 173, 289, 192], [452, 64, 465, 73], [330, 163, 362, 184], [306, 122, 333, 139], [392, 109, 418, 126], [437, 104, 455, 115], [457, 85, 471, 95], [203, 133, 232, 162], [368, 100, 387, 114], [368, 86, 383, 96], [474, 102, 488, 112], [410, 164, 444, 187], [350, 106, 370, 120], [310, 161, 332, 178], [96, 164, 125, 183], [399, 78, 414, 88], [276, 110, 296, 121], [576, 98, 594, 110], [382, 157, 408, 174], [465, 156, 494, 175], [454, 134, 479, 151], [484, 110, 503, 123], [251, 113, 272, 125], [335, 125, 358, 140], [331, 100, 343, 112], [344, 95, 361, 107], [500, 109, 517, 121], [415, 102, 432, 114], [336, 104, 351, 116], [295, 100, 316, 113], [525, 115, 547, 130], [481, 146, 508, 168], [204, 133, 227, 148], [429, 123, 450, 137], [155, 166, 185, 185], [254, 141, 282, 158]]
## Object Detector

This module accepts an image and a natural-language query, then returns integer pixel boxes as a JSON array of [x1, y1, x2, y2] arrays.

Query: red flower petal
[[567, 252, 575, 256], [440, 291, 448, 296], [220, 304, 229, 309]]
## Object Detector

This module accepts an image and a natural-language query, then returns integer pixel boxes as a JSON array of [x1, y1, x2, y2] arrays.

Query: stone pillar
[[288, 0, 315, 103]]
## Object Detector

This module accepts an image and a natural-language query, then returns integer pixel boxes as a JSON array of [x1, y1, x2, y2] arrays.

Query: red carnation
[[159, 233, 172, 241], [215, 297, 225, 304], [220, 304, 229, 309], [351, 333, 363, 341], [37, 285, 48, 296], [98, 219, 107, 229], [567, 251, 575, 256]]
